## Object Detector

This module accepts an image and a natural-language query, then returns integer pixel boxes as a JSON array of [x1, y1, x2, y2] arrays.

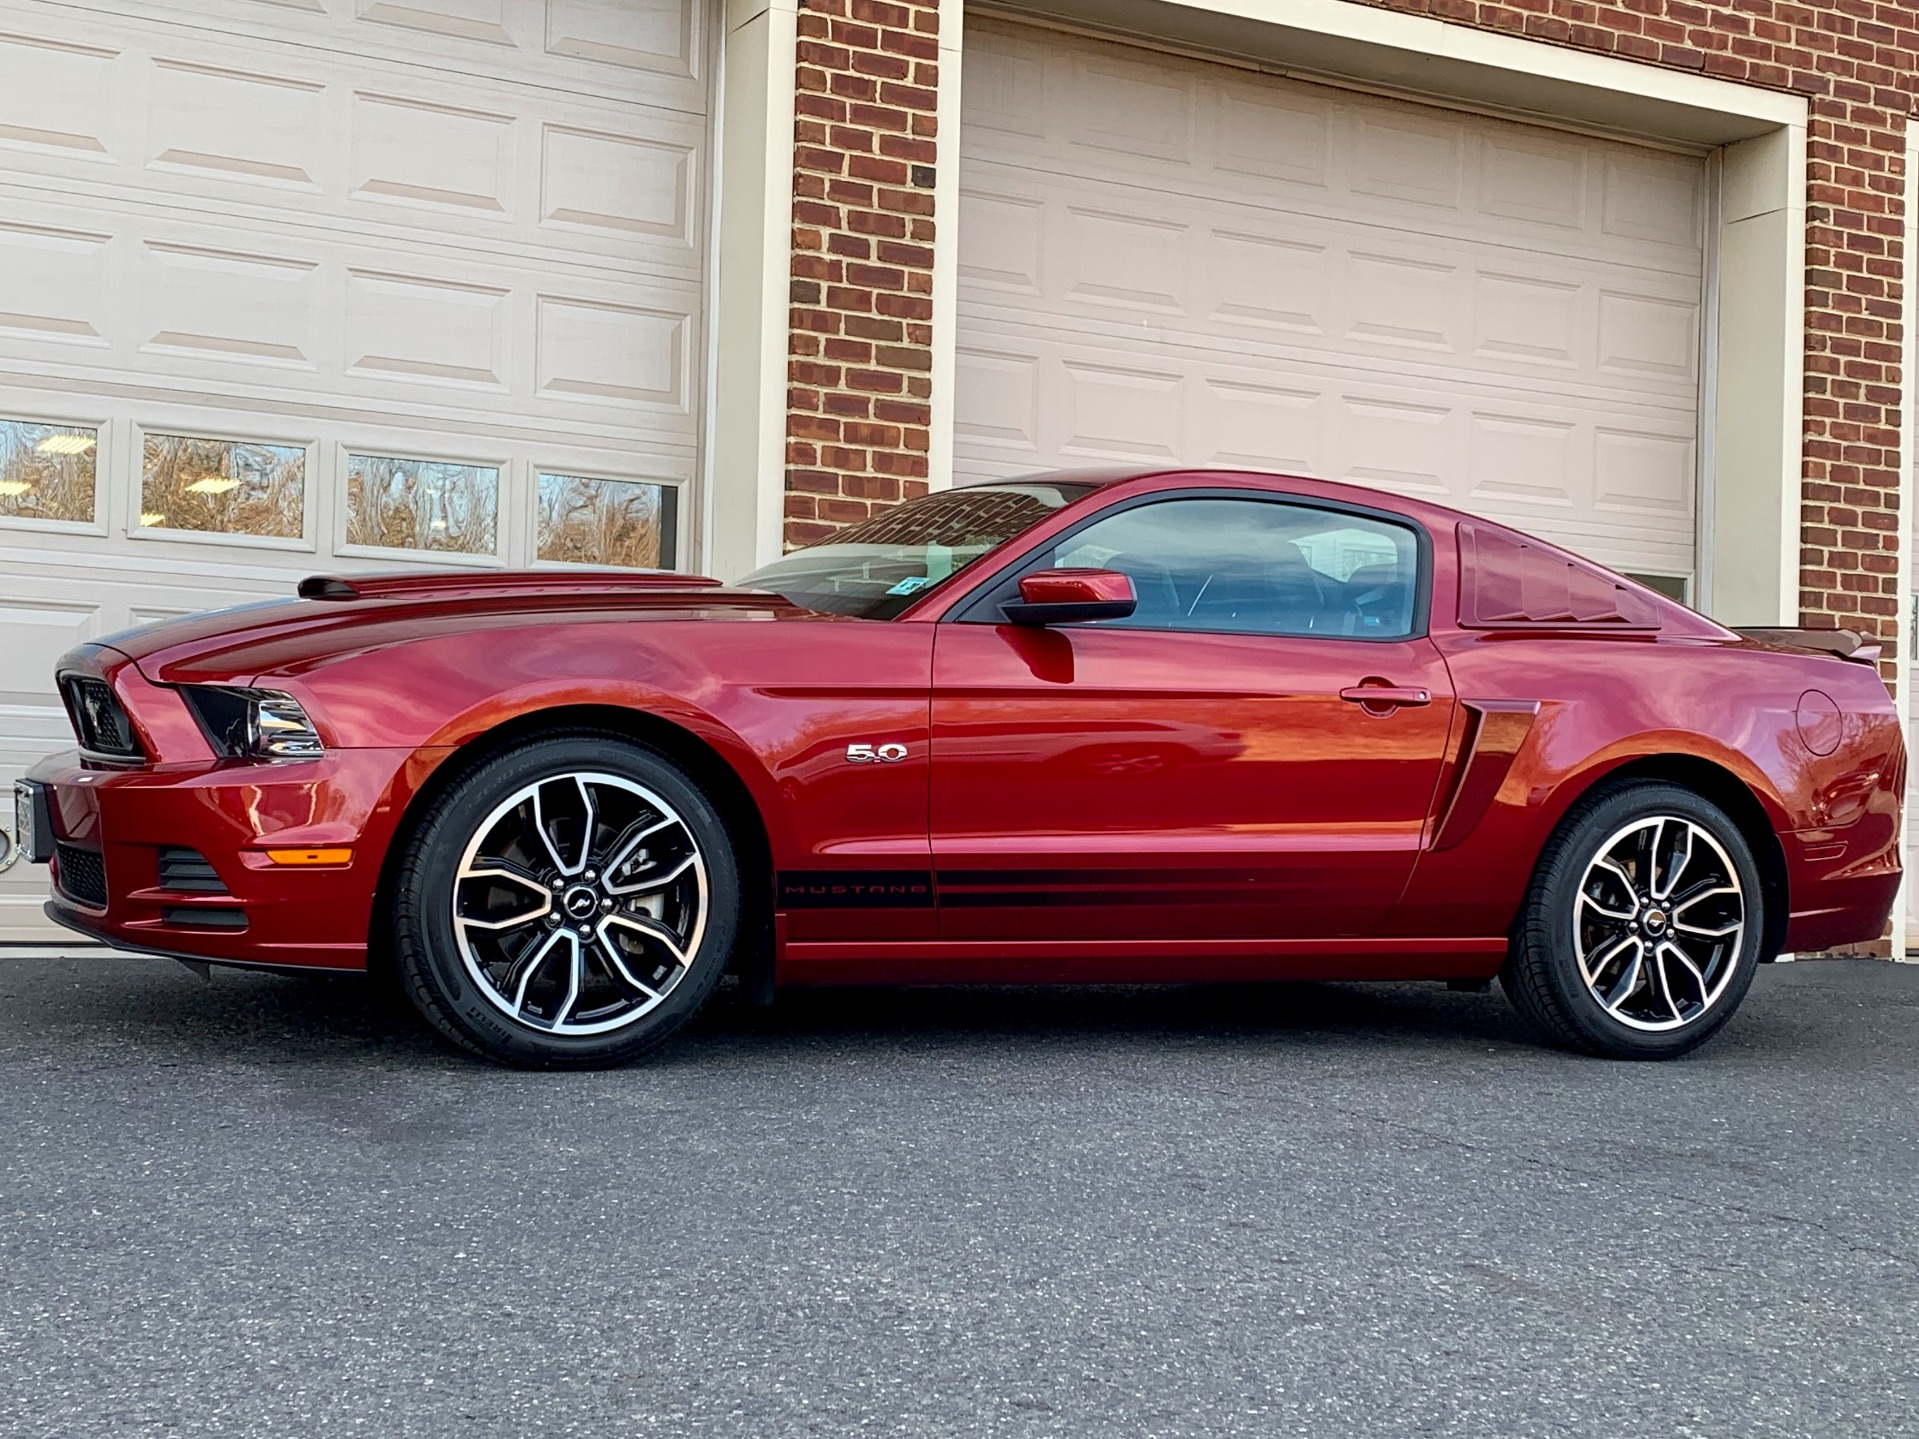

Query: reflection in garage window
[[141, 434, 305, 539], [346, 454, 499, 555], [537, 472, 677, 570], [0, 419, 97, 525]]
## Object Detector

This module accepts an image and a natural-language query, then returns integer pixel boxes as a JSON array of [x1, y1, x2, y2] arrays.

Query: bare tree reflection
[[141, 435, 304, 538], [346, 455, 498, 555], [0, 421, 97, 524], [537, 472, 676, 569]]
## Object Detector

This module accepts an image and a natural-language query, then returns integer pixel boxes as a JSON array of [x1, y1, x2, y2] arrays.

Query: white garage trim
[[708, 0, 799, 580], [1896, 119, 1918, 960], [995, 0, 1803, 139], [926, 0, 967, 500], [931, 0, 1810, 628], [1711, 125, 1806, 627]]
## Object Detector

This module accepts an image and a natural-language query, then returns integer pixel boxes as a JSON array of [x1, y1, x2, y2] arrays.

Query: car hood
[[94, 570, 807, 686]]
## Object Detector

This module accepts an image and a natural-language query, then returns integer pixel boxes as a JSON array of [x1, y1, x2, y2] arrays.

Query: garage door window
[[0, 420, 97, 525], [140, 434, 306, 540], [537, 472, 677, 570], [1050, 497, 1420, 639], [346, 454, 500, 557]]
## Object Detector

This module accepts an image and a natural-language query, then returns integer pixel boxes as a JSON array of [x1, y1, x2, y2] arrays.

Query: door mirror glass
[[1003, 568, 1138, 625]]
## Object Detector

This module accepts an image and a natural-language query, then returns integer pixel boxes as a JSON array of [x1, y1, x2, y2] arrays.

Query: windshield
[[737, 481, 1093, 618]]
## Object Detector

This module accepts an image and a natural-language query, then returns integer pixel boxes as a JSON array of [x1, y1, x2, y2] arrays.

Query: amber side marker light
[[265, 848, 352, 866]]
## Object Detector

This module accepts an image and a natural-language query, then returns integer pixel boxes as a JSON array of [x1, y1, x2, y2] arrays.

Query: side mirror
[[1001, 568, 1137, 625]]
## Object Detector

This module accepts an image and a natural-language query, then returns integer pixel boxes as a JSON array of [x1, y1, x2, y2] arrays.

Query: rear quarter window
[[1458, 523, 1662, 630]]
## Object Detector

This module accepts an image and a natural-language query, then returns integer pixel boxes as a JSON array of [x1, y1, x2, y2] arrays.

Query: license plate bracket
[[14, 779, 53, 865]]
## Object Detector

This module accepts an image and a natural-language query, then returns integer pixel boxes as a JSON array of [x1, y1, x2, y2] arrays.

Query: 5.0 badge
[[845, 742, 908, 764]]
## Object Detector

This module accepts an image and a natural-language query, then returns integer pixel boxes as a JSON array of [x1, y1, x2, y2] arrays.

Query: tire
[[1500, 781, 1765, 1060], [392, 732, 740, 1068]]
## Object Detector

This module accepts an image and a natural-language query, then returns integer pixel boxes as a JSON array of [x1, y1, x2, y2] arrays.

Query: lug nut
[[584, 869, 597, 881], [577, 924, 592, 936]]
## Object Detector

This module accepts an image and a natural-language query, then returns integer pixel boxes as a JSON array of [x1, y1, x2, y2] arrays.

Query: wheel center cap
[[562, 884, 599, 919], [1644, 908, 1668, 934]]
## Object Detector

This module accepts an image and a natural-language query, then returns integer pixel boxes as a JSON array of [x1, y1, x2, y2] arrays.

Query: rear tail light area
[[54, 843, 107, 907], [58, 675, 144, 760]]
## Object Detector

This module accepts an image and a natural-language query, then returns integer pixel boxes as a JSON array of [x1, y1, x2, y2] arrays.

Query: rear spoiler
[[1733, 627, 1882, 666]]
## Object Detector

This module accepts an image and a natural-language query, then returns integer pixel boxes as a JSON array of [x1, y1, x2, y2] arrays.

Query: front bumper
[[26, 746, 424, 971]]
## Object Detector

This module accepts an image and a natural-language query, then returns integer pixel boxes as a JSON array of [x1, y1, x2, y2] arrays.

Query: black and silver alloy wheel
[[452, 772, 707, 1036], [1503, 780, 1766, 1060], [1573, 815, 1745, 1032], [393, 734, 740, 1067]]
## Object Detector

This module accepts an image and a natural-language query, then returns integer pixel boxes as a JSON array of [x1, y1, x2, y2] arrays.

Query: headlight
[[181, 687, 324, 761]]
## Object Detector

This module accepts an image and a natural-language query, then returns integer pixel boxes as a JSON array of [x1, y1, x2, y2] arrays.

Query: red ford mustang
[[17, 468, 1903, 1066]]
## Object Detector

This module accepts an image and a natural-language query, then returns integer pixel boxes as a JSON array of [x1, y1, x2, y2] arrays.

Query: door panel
[[931, 624, 1456, 940]]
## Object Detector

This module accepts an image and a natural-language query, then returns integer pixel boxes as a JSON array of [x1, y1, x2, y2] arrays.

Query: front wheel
[[391, 733, 740, 1068], [1501, 782, 1765, 1060]]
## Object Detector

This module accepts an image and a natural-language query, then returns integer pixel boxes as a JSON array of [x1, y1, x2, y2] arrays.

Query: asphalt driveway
[[1, 953, 1915, 1438]]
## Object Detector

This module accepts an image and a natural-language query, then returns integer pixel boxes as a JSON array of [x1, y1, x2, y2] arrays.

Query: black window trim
[[947, 486, 1435, 643]]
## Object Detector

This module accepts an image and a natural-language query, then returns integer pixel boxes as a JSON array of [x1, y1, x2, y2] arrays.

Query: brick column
[[1799, 95, 1906, 670], [784, 0, 942, 549]]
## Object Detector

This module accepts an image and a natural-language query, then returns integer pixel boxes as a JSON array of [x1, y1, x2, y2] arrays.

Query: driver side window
[[1049, 497, 1421, 639]]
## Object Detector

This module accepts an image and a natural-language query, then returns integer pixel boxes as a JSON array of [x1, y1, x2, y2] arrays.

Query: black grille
[[55, 843, 108, 907], [157, 847, 227, 894], [59, 676, 143, 759]]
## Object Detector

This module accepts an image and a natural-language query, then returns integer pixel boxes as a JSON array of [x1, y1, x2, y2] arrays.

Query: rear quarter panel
[[1396, 630, 1902, 954]]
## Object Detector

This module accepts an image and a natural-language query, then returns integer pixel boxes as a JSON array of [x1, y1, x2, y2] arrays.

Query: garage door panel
[[0, 9, 709, 279], [961, 166, 1701, 404], [963, 27, 1703, 276], [0, 220, 114, 352], [0, 27, 118, 160], [0, 189, 704, 451], [49, 0, 711, 114], [955, 321, 1697, 575], [958, 19, 1704, 583], [960, 298, 1700, 425]]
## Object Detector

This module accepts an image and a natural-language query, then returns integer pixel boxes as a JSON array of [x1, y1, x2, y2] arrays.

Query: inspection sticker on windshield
[[885, 576, 935, 596]]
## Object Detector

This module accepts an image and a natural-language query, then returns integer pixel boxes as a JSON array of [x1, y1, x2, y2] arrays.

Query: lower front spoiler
[[44, 898, 366, 979]]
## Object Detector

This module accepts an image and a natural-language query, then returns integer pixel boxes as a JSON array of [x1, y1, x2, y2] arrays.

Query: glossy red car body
[[25, 468, 1904, 985]]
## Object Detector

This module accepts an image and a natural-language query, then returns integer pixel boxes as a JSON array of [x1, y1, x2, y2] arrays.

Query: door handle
[[1339, 685, 1431, 710]]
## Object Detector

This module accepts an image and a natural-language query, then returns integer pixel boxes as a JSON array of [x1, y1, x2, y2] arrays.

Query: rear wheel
[[392, 734, 739, 1067], [1501, 781, 1764, 1059]]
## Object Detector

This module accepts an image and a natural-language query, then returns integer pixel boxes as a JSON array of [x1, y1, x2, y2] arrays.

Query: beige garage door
[[0, 0, 712, 938], [955, 19, 1707, 586]]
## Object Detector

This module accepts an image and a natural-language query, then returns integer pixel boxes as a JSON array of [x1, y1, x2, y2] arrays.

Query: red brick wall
[[784, 0, 941, 549]]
